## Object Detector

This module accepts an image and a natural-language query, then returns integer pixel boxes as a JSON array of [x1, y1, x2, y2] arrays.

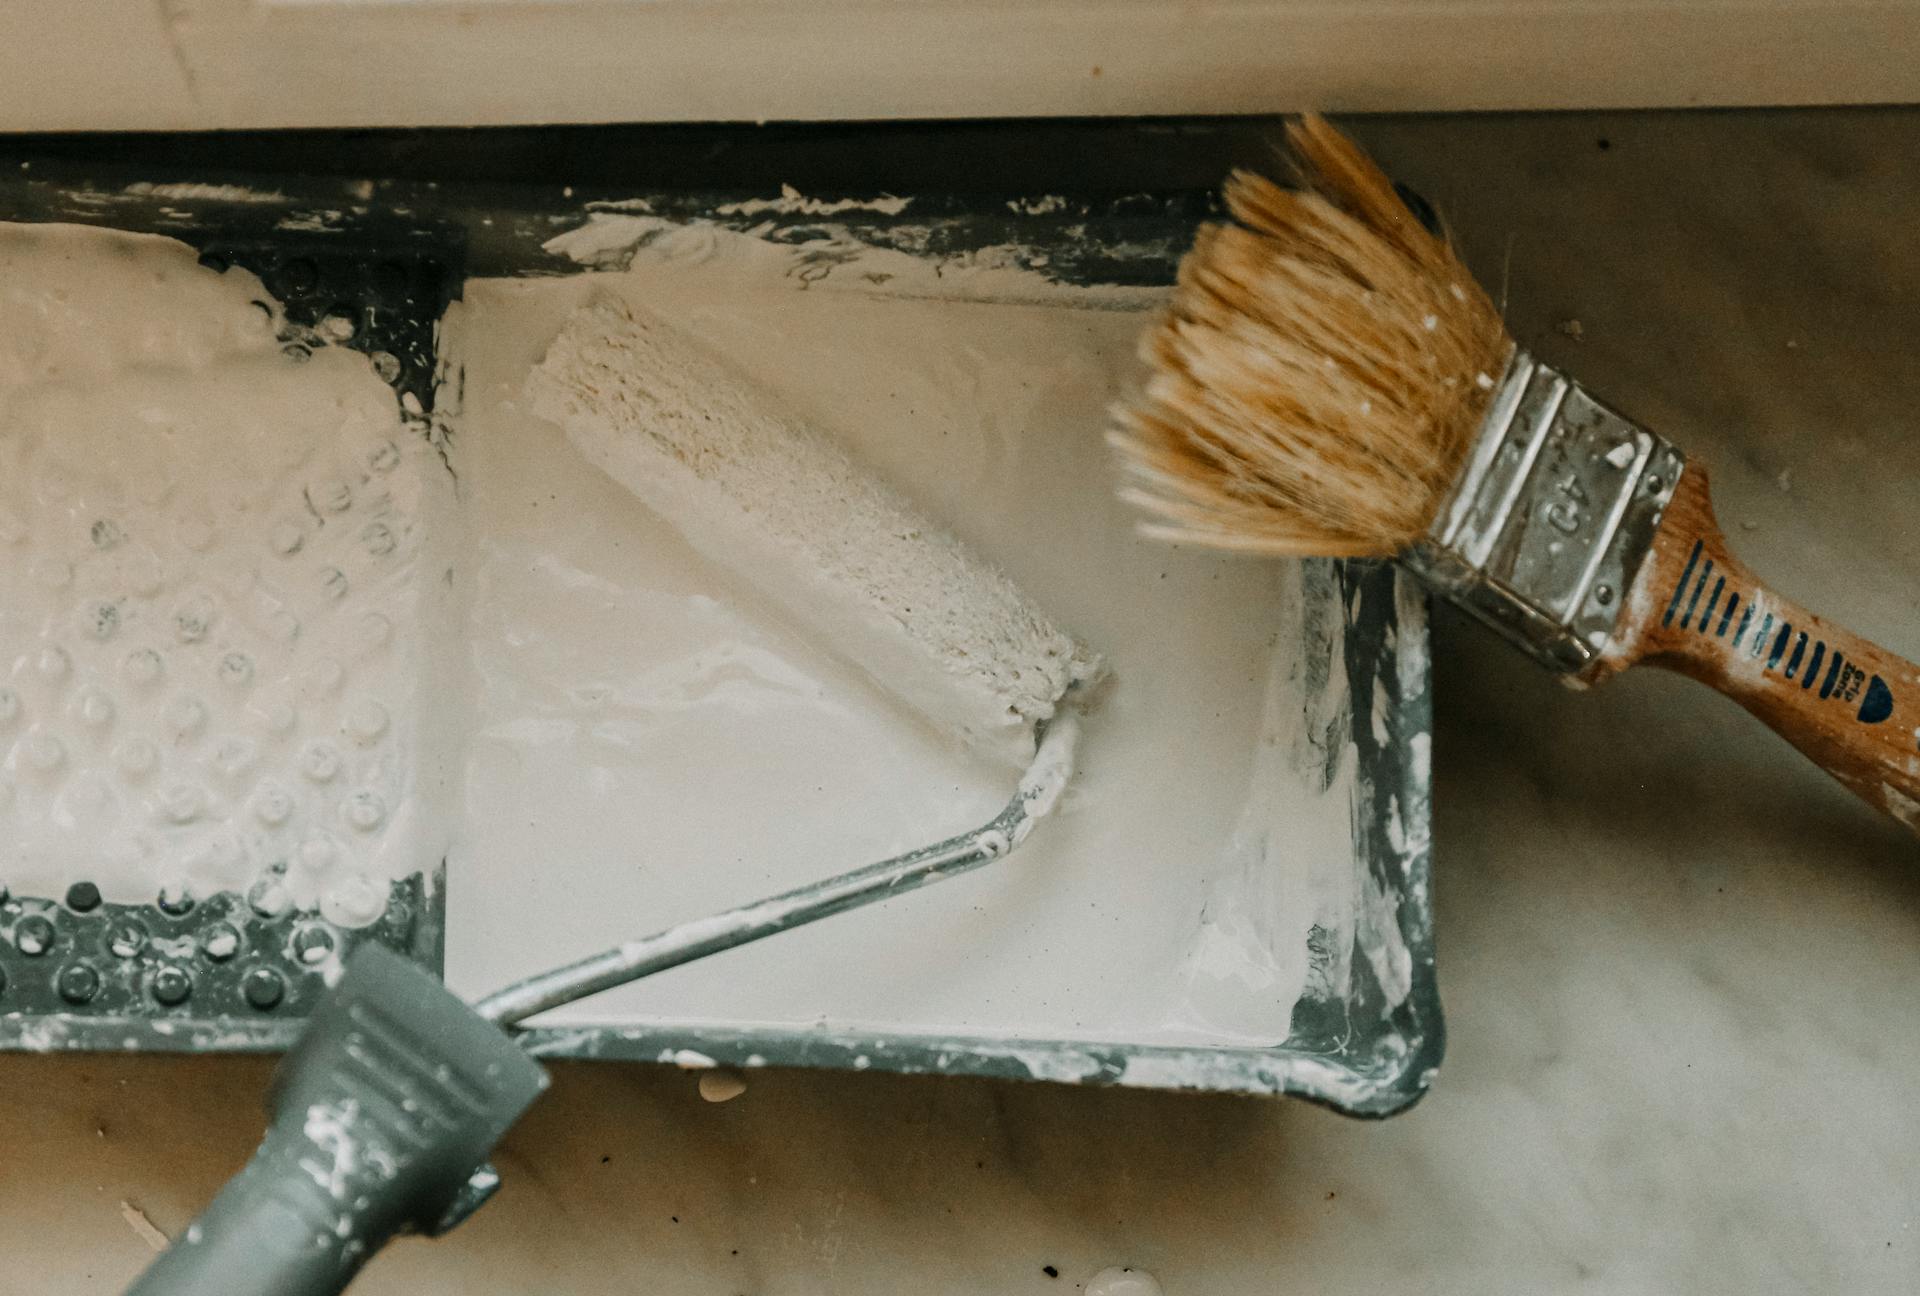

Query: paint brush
[[527, 291, 1103, 768], [1111, 115, 1920, 833]]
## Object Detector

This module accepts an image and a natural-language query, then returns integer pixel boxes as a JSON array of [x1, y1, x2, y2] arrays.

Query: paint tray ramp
[[0, 160, 1438, 1116]]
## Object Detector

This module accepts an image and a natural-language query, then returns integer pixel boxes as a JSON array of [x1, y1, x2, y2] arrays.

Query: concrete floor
[[3, 108, 1917, 1294]]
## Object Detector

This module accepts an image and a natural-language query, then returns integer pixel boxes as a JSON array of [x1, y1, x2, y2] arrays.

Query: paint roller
[[528, 290, 1103, 765], [126, 293, 1104, 1296]]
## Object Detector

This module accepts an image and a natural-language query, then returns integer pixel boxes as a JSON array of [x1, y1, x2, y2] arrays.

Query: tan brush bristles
[[1109, 114, 1514, 558]]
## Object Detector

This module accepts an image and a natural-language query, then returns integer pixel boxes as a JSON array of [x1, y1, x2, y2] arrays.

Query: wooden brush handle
[[1610, 463, 1920, 833]]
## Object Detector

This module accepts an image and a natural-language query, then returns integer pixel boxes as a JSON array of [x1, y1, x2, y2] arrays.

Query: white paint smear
[[542, 212, 1163, 311], [712, 185, 912, 218]]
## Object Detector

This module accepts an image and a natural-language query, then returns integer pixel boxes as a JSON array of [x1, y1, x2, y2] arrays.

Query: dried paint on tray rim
[[0, 165, 1440, 1117]]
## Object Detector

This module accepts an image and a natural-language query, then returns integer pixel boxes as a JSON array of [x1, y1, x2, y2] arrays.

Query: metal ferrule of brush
[[1404, 350, 1688, 675]]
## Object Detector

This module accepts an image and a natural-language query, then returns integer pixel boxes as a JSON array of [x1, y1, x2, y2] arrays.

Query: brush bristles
[[1110, 115, 1513, 558]]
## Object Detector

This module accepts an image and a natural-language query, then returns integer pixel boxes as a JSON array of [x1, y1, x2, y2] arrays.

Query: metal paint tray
[[0, 140, 1439, 1116]]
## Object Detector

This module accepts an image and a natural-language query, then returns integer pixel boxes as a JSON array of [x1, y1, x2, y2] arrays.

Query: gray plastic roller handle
[[125, 945, 547, 1296], [123, 1120, 417, 1295]]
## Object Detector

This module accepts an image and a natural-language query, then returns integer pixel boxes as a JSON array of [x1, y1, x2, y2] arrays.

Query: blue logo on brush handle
[[1858, 676, 1895, 724], [1664, 539, 1895, 726]]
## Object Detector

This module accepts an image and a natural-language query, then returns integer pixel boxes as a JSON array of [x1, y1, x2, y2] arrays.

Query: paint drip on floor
[[1085, 1266, 1164, 1296]]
